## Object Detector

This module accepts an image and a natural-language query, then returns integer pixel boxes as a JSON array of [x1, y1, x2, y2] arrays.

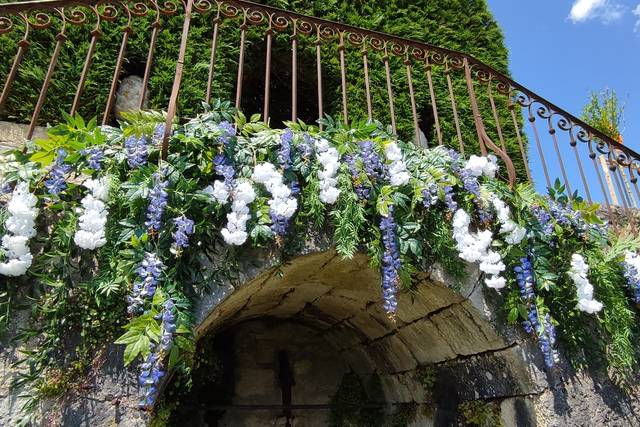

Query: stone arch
[[166, 244, 547, 425]]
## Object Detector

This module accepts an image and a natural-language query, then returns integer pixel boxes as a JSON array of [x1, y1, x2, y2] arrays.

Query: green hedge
[[0, 0, 526, 177]]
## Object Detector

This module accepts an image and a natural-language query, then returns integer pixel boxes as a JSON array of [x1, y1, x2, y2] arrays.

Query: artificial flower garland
[[0, 182, 38, 276]]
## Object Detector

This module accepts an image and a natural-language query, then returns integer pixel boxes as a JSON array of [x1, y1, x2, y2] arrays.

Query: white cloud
[[568, 0, 625, 24], [634, 3, 640, 32]]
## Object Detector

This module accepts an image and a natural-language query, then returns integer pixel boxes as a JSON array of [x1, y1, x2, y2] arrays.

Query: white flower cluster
[[0, 182, 38, 277], [217, 181, 256, 246], [491, 195, 526, 245], [209, 180, 230, 204], [252, 162, 297, 217], [384, 142, 411, 186], [568, 254, 603, 314], [452, 209, 506, 290], [315, 138, 341, 204], [74, 177, 110, 250], [464, 154, 498, 178], [624, 251, 640, 278]]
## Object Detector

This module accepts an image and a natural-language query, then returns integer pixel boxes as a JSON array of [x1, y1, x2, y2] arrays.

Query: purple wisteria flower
[[278, 129, 294, 170], [422, 183, 438, 208], [127, 253, 164, 315], [380, 206, 401, 318], [138, 298, 177, 409], [145, 171, 169, 233], [359, 141, 387, 181], [80, 147, 105, 170], [514, 256, 558, 368], [171, 216, 195, 254], [622, 260, 640, 304], [345, 154, 370, 200], [443, 186, 457, 211], [152, 123, 165, 146], [44, 149, 71, 196], [297, 133, 314, 159], [0, 182, 12, 194], [532, 205, 554, 234], [125, 136, 149, 168], [218, 121, 235, 145]]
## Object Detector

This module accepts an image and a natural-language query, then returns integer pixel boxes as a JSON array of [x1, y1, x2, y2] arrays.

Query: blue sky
[[486, 0, 640, 201]]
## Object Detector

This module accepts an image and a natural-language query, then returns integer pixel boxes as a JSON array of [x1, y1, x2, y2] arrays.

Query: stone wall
[[1, 228, 639, 426]]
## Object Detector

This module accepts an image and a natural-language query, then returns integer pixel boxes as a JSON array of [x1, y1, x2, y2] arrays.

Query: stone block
[[397, 318, 457, 364]]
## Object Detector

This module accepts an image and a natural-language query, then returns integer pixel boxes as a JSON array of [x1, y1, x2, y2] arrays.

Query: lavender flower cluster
[[278, 129, 293, 171], [380, 206, 401, 318], [127, 253, 164, 315], [44, 149, 70, 196], [125, 135, 149, 168], [80, 147, 104, 170], [145, 171, 169, 233], [138, 299, 176, 408], [171, 216, 195, 254], [345, 141, 388, 201], [622, 251, 640, 304], [514, 256, 558, 368], [217, 121, 235, 145], [345, 154, 370, 200]]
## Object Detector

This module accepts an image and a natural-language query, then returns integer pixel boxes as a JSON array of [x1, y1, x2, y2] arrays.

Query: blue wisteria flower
[[514, 255, 558, 368], [622, 251, 640, 304], [531, 205, 554, 234], [278, 129, 293, 170], [214, 153, 235, 184], [152, 123, 165, 146], [44, 149, 70, 196], [422, 183, 438, 208], [359, 140, 387, 181], [218, 121, 235, 145], [380, 206, 401, 318], [297, 133, 314, 159], [138, 349, 165, 408], [171, 216, 195, 254], [345, 154, 370, 200], [443, 186, 457, 211], [0, 182, 12, 194], [127, 253, 164, 315], [80, 147, 104, 170], [125, 135, 149, 168], [145, 171, 169, 233], [160, 299, 176, 352]]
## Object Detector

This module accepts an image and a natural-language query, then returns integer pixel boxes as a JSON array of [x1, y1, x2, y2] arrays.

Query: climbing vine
[[0, 101, 639, 419]]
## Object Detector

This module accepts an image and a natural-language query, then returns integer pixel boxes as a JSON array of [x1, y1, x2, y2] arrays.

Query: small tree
[[581, 89, 624, 142]]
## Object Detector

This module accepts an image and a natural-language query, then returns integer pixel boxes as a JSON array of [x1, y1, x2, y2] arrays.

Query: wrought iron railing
[[1, 0, 639, 220]]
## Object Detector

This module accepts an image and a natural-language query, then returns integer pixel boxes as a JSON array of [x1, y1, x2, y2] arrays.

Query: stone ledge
[[0, 121, 47, 150]]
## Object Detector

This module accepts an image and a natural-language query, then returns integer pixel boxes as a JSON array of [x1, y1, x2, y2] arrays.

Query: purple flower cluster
[[514, 256, 558, 368], [359, 141, 387, 181], [443, 186, 457, 211], [171, 216, 195, 253], [45, 149, 71, 196], [278, 129, 294, 170], [345, 154, 370, 200], [80, 147, 104, 170], [297, 133, 314, 159], [422, 183, 438, 208], [0, 182, 11, 194], [218, 121, 235, 145], [548, 200, 586, 231], [125, 135, 149, 168], [138, 299, 177, 408], [380, 206, 401, 318], [622, 261, 640, 304], [531, 205, 554, 234], [152, 123, 165, 146], [127, 253, 164, 315], [270, 212, 290, 237], [145, 171, 169, 233]]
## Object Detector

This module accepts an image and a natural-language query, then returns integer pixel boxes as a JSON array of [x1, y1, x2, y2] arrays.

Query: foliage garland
[[0, 101, 639, 418]]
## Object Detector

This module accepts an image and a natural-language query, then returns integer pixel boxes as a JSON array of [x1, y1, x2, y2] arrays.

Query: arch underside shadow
[[167, 249, 547, 426]]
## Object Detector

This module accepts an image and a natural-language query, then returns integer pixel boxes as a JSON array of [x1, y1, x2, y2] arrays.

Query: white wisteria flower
[[384, 142, 410, 186], [315, 138, 341, 204], [0, 182, 38, 277], [252, 162, 298, 223], [464, 154, 498, 178], [452, 209, 506, 290], [491, 195, 526, 245], [220, 179, 256, 246], [74, 177, 110, 250], [568, 254, 603, 314]]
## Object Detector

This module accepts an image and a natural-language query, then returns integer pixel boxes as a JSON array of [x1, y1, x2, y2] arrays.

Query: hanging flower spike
[[252, 163, 297, 238], [0, 182, 38, 277], [568, 254, 603, 314], [218, 120, 235, 145], [380, 205, 401, 319], [127, 253, 164, 315], [74, 177, 110, 250], [152, 123, 165, 146], [278, 129, 294, 171], [297, 133, 315, 160], [443, 186, 457, 212], [491, 196, 526, 245], [171, 216, 195, 255], [125, 135, 149, 168], [315, 138, 341, 204], [622, 251, 640, 304], [345, 154, 370, 200], [531, 205, 554, 235], [44, 149, 71, 196], [138, 349, 165, 409], [421, 182, 438, 208], [160, 299, 176, 352], [220, 180, 256, 245], [384, 142, 410, 187], [80, 147, 105, 171], [145, 171, 169, 233], [514, 256, 559, 368]]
